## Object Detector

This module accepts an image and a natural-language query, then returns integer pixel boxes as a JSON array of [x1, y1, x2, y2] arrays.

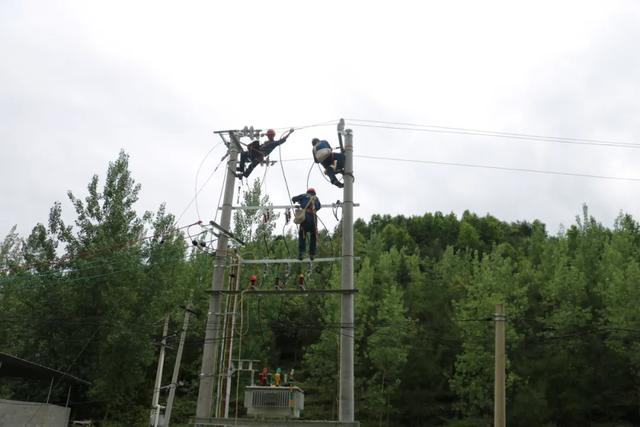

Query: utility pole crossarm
[[236, 257, 356, 265], [208, 220, 245, 246], [207, 288, 359, 296], [218, 203, 360, 210]]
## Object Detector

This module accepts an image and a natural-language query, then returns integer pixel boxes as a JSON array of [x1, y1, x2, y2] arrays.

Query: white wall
[[0, 398, 70, 427]]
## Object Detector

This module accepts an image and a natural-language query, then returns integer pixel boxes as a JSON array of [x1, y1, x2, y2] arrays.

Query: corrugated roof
[[0, 352, 90, 385]]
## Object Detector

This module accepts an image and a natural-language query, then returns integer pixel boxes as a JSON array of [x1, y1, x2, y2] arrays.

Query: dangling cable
[[277, 132, 294, 203], [276, 136, 296, 257], [262, 167, 269, 193], [317, 163, 333, 184], [332, 200, 342, 221], [212, 164, 228, 224], [196, 156, 228, 222], [194, 142, 225, 219], [279, 222, 292, 258], [174, 142, 224, 226], [316, 213, 337, 260], [306, 161, 315, 191]]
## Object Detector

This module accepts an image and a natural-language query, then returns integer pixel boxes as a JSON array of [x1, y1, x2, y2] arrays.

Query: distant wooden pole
[[46, 376, 54, 403], [494, 304, 506, 427], [152, 315, 170, 421], [153, 315, 170, 406], [164, 305, 192, 427], [65, 385, 72, 407]]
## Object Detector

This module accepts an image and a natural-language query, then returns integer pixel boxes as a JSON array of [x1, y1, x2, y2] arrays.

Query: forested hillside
[[2, 152, 640, 427]]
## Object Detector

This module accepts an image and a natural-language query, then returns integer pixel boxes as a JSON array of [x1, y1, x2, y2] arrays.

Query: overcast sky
[[2, 0, 640, 241]]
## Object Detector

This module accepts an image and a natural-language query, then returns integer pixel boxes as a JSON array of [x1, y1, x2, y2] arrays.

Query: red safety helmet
[[249, 274, 257, 282], [307, 188, 316, 194], [266, 129, 276, 137]]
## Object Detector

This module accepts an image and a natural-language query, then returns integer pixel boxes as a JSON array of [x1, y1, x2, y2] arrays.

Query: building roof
[[0, 352, 90, 385]]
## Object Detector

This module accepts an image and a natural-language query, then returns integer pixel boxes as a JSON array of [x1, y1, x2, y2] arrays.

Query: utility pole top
[[214, 126, 261, 139]]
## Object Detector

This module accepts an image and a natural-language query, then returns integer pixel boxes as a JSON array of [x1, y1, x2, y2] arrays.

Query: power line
[[356, 154, 640, 183], [174, 142, 224, 227], [347, 118, 640, 149], [279, 154, 640, 182], [195, 146, 225, 224], [272, 119, 339, 132]]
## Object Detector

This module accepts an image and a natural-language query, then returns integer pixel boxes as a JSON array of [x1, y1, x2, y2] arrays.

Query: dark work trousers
[[321, 152, 345, 186], [241, 139, 285, 178], [298, 215, 317, 258], [238, 151, 249, 174]]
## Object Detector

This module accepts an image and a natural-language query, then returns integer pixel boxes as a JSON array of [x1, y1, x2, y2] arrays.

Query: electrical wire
[[305, 161, 315, 191], [213, 162, 228, 224], [195, 154, 226, 222], [356, 154, 640, 183], [278, 144, 294, 205], [174, 142, 223, 226], [275, 137, 297, 257], [346, 118, 640, 149], [240, 152, 640, 183], [271, 119, 339, 132], [25, 325, 100, 423]]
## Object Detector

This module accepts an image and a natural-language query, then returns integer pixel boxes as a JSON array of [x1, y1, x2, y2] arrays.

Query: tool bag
[[293, 196, 315, 224]]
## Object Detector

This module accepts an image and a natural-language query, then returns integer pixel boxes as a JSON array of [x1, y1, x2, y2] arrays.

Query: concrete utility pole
[[494, 304, 506, 427], [195, 134, 240, 419], [339, 129, 355, 422], [164, 304, 193, 427], [152, 315, 170, 425], [223, 261, 242, 418]]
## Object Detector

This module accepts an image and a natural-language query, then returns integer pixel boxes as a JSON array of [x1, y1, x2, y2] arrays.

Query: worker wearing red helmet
[[237, 128, 294, 178], [249, 274, 257, 289], [291, 188, 321, 260]]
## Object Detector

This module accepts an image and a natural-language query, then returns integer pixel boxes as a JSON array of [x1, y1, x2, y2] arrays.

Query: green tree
[[233, 178, 278, 245], [450, 245, 527, 425], [42, 150, 173, 422]]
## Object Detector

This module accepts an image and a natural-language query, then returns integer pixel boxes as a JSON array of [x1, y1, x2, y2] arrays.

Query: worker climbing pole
[[194, 120, 357, 427]]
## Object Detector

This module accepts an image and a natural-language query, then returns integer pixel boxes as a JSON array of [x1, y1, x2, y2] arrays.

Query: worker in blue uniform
[[237, 128, 294, 178], [311, 138, 345, 188], [292, 188, 321, 260]]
